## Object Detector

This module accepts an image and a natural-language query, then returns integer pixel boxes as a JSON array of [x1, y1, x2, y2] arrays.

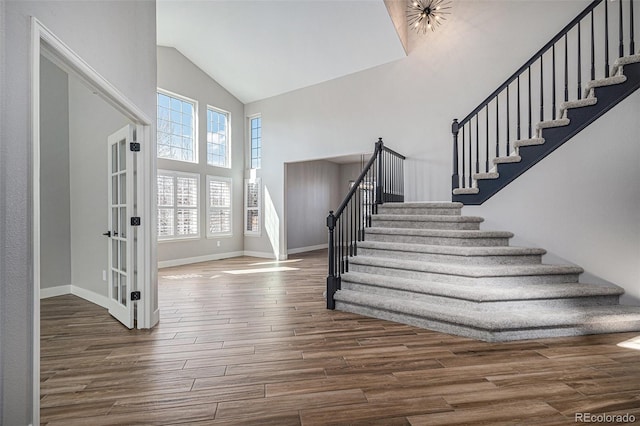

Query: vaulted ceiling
[[157, 0, 406, 104]]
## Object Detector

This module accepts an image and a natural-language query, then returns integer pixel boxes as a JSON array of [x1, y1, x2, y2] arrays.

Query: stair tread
[[612, 53, 640, 74], [560, 97, 598, 110], [380, 202, 462, 209], [452, 187, 479, 195], [586, 74, 627, 89], [373, 214, 484, 223], [536, 118, 571, 130], [493, 155, 521, 164], [357, 241, 546, 256], [473, 172, 499, 180], [366, 227, 513, 238], [350, 255, 583, 277], [335, 289, 640, 330], [513, 138, 544, 148], [342, 271, 624, 301]]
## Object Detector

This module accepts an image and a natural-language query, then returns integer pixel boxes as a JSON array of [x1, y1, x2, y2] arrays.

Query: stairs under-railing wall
[[451, 0, 639, 205]]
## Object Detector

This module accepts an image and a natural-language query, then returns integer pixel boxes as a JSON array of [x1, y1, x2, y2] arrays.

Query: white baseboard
[[40, 283, 109, 310], [40, 285, 72, 299], [158, 251, 245, 268], [71, 285, 110, 309], [287, 243, 328, 255], [242, 250, 288, 260]]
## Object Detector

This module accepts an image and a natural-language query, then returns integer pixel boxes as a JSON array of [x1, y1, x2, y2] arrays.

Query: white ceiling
[[157, 0, 407, 104]]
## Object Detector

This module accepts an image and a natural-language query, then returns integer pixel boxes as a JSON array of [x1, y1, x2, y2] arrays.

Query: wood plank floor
[[41, 250, 640, 425]]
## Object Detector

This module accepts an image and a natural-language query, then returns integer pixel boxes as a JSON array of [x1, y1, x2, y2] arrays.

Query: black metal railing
[[452, 0, 637, 195], [326, 138, 405, 309]]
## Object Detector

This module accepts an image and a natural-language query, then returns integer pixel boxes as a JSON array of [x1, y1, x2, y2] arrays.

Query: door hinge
[[130, 217, 141, 226], [130, 142, 141, 152], [130, 291, 141, 301]]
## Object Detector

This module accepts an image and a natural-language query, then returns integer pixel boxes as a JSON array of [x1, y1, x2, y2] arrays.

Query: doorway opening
[[31, 18, 157, 424]]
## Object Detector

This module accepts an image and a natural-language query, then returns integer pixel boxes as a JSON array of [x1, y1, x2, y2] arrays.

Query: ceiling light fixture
[[407, 0, 452, 35]]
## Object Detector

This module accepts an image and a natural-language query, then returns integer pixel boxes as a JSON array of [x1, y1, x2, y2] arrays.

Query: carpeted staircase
[[334, 202, 640, 342]]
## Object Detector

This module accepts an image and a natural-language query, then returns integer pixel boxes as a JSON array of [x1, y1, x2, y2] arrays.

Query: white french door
[[107, 125, 137, 328]]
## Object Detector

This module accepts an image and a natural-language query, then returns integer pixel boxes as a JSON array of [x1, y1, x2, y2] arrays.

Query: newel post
[[326, 210, 338, 309], [451, 119, 460, 191], [375, 138, 384, 206]]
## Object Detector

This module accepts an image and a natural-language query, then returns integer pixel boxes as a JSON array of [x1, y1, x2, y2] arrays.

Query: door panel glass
[[112, 208, 118, 236], [119, 139, 126, 171], [120, 208, 127, 238], [112, 176, 118, 205], [112, 239, 119, 269], [120, 277, 127, 305], [120, 241, 127, 273], [112, 271, 119, 301], [120, 173, 126, 204], [112, 144, 118, 173]]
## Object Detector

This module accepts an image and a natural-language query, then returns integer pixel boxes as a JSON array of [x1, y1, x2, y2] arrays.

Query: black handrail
[[326, 138, 405, 309], [452, 0, 637, 195]]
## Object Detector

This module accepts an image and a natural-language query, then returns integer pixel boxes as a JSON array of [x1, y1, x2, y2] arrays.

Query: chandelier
[[407, 0, 452, 35]]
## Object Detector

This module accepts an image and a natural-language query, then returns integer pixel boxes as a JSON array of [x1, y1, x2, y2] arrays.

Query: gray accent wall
[[157, 47, 245, 263], [285, 160, 342, 251], [285, 160, 366, 252], [1, 1, 156, 424], [40, 56, 71, 290]]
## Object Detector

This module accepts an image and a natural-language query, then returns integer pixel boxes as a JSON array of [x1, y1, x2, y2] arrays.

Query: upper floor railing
[[452, 0, 636, 197]]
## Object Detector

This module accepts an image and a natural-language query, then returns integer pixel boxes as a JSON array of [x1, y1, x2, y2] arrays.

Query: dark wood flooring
[[40, 250, 640, 425]]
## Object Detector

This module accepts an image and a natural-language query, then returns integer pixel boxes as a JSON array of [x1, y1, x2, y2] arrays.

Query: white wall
[[157, 47, 245, 265], [1, 1, 156, 424], [40, 56, 71, 291], [68, 76, 130, 299], [466, 90, 640, 305], [244, 0, 592, 258]]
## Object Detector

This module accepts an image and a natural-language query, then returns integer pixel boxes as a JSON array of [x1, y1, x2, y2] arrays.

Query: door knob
[[102, 231, 111, 237]]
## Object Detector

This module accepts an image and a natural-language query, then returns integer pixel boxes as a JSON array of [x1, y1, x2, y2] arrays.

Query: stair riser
[[366, 233, 510, 247], [358, 247, 542, 266], [335, 301, 640, 342], [342, 281, 620, 311], [349, 263, 580, 284], [377, 207, 461, 216], [370, 220, 481, 231]]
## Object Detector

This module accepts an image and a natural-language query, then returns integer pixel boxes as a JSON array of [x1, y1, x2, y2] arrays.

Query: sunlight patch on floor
[[617, 335, 640, 351], [222, 266, 300, 275], [249, 259, 304, 266], [162, 273, 203, 280]]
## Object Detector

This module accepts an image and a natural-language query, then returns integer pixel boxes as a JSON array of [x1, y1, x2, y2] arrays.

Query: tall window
[[207, 176, 232, 237], [207, 107, 230, 168], [157, 171, 199, 240], [250, 115, 261, 169], [244, 178, 261, 236], [157, 91, 196, 162]]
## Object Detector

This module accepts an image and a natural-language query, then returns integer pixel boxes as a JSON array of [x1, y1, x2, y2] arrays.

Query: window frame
[[206, 175, 233, 238], [157, 89, 198, 164], [206, 105, 231, 169], [157, 170, 201, 242], [249, 114, 261, 170], [244, 178, 261, 237]]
